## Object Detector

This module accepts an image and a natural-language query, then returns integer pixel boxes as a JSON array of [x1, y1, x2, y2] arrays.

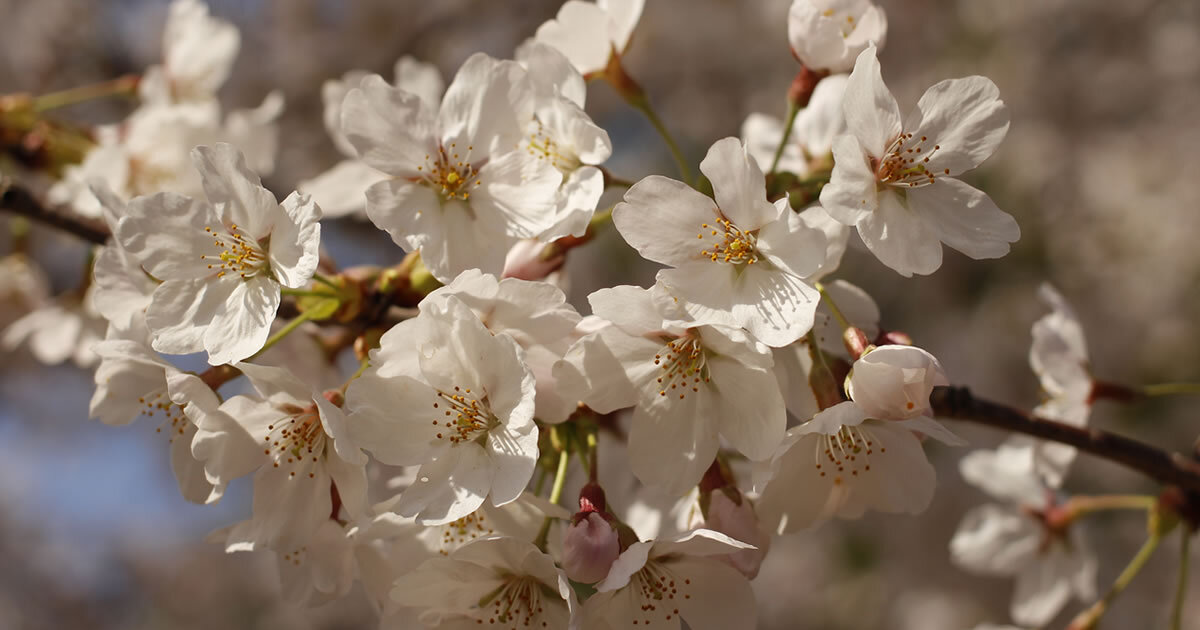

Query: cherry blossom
[[139, 0, 239, 105], [1029, 283, 1093, 487], [787, 0, 887, 73], [345, 296, 538, 525], [742, 73, 848, 178], [3, 284, 104, 367], [115, 143, 321, 365], [339, 53, 565, 282], [581, 529, 756, 630], [755, 345, 963, 532], [613, 137, 827, 347], [533, 0, 645, 78], [819, 46, 1019, 276]]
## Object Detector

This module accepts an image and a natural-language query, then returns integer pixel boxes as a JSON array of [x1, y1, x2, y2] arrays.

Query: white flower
[[423, 269, 583, 424], [581, 529, 756, 630], [300, 56, 445, 218], [345, 295, 538, 525], [1029, 283, 1092, 487], [115, 143, 320, 365], [742, 73, 849, 178], [613, 137, 827, 347], [3, 284, 105, 367], [533, 0, 645, 77], [755, 345, 963, 533], [391, 537, 576, 629], [139, 0, 240, 105], [340, 53, 565, 282], [819, 46, 1019, 276], [787, 0, 887, 73], [90, 323, 218, 504], [185, 361, 368, 550], [0, 254, 49, 329], [554, 284, 786, 495], [516, 42, 613, 241], [951, 446, 1097, 627]]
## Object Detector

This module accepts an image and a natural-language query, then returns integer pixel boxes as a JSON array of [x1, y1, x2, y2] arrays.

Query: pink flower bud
[[562, 512, 620, 584], [502, 239, 563, 282], [705, 491, 770, 579]]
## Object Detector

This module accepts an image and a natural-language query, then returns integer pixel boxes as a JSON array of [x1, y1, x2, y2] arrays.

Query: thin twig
[[932, 385, 1200, 494], [0, 182, 109, 244]]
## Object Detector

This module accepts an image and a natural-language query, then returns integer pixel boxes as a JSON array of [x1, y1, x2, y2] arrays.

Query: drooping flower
[[533, 0, 645, 78], [554, 284, 786, 495], [787, 0, 887, 73], [951, 445, 1097, 627], [391, 536, 576, 629], [819, 46, 1019, 276], [345, 295, 538, 525], [1028, 283, 1093, 487], [613, 137, 827, 347], [755, 345, 963, 532], [115, 143, 321, 365], [581, 529, 756, 630], [339, 53, 565, 282]]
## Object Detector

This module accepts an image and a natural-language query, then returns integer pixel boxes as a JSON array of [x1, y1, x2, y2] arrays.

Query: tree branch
[[0, 182, 109, 244], [932, 385, 1200, 495]]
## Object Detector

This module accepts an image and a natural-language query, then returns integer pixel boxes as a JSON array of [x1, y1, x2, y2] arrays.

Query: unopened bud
[[786, 65, 829, 110], [562, 512, 620, 584], [502, 239, 565, 282], [842, 327, 870, 360]]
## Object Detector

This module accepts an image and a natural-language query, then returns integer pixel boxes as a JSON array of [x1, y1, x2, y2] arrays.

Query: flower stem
[[312, 272, 342, 292], [1068, 533, 1163, 629], [253, 310, 316, 358], [623, 93, 692, 185], [1142, 383, 1200, 397], [1066, 494, 1157, 519], [814, 282, 850, 331], [280, 287, 338, 298], [1171, 529, 1192, 630], [768, 101, 800, 176], [587, 428, 599, 483], [534, 448, 571, 551], [32, 74, 139, 112]]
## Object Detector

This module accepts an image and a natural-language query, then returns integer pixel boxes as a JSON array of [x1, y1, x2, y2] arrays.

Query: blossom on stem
[[3, 284, 104, 368], [139, 0, 239, 105], [390, 536, 576, 629], [819, 46, 1019, 276], [613, 137, 827, 347], [951, 445, 1097, 627], [1028, 283, 1093, 487], [533, 0, 645, 78], [340, 53, 565, 282], [787, 0, 887, 74], [742, 73, 849, 178], [554, 284, 786, 495], [345, 296, 539, 525], [755, 345, 963, 533], [581, 529, 756, 630], [114, 143, 321, 365]]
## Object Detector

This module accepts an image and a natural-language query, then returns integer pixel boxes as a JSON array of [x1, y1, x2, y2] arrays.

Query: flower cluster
[[4, 0, 1192, 628]]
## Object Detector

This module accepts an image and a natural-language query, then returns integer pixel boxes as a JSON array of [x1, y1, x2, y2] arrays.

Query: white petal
[[672, 557, 757, 630], [906, 76, 1008, 176], [819, 134, 878, 226], [340, 74, 436, 176], [145, 277, 230, 355], [203, 275, 279, 365], [534, 1, 614, 77], [628, 393, 720, 495], [842, 45, 900, 158], [191, 143, 278, 238], [267, 191, 322, 289], [908, 178, 1019, 260], [756, 200, 828, 279], [857, 189, 943, 277], [710, 356, 786, 461], [699, 137, 779, 230], [396, 444, 492, 525], [949, 503, 1040, 575], [613, 176, 723, 267]]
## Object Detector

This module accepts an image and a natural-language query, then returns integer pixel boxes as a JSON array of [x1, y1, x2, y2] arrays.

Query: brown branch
[[932, 385, 1200, 495], [0, 182, 109, 244]]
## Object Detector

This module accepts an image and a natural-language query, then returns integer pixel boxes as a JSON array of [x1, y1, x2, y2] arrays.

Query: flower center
[[627, 560, 692, 625], [821, 7, 863, 38], [436, 512, 494, 556], [418, 143, 482, 202], [653, 335, 711, 400], [141, 389, 188, 442], [477, 575, 556, 629], [812, 425, 883, 486], [874, 133, 949, 188], [697, 217, 760, 265], [525, 120, 581, 175], [261, 403, 327, 479], [430, 386, 497, 445], [201, 224, 268, 280]]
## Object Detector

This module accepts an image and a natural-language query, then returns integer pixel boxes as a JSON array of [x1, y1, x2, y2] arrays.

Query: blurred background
[[1, 0, 1199, 628]]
